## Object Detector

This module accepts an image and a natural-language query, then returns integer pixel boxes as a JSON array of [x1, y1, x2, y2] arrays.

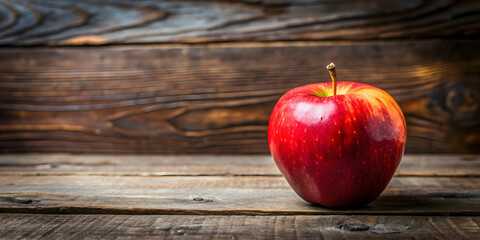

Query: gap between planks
[[1, 172, 480, 178], [1, 39, 479, 49], [1, 207, 480, 217]]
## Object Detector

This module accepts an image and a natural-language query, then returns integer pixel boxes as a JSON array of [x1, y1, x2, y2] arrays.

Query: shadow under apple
[[305, 194, 470, 214]]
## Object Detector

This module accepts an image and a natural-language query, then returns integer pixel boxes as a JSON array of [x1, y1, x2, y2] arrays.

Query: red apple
[[268, 63, 407, 207]]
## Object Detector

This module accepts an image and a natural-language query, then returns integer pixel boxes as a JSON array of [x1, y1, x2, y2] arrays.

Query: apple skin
[[268, 81, 407, 207]]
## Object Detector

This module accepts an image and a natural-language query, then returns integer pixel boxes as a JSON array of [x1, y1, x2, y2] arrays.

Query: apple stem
[[326, 63, 337, 96]]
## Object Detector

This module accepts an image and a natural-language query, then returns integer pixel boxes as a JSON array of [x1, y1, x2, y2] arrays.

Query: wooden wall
[[0, 0, 479, 154]]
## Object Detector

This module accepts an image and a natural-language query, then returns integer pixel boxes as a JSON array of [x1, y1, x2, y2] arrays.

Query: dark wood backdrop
[[0, 0, 479, 154]]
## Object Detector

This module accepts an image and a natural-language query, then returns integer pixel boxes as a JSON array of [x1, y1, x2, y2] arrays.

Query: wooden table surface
[[0, 154, 479, 239]]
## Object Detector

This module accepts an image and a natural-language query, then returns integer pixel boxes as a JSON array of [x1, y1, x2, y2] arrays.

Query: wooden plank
[[0, 175, 479, 215], [0, 214, 479, 240], [0, 0, 478, 45], [0, 154, 478, 177], [1, 42, 479, 154]]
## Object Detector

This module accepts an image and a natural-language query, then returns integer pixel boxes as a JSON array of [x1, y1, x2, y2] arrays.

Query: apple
[[268, 63, 407, 207]]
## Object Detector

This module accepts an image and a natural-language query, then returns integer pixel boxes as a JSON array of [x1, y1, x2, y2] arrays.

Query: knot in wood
[[439, 83, 480, 128], [3, 197, 40, 205], [446, 88, 478, 116], [192, 197, 215, 202], [339, 224, 369, 231]]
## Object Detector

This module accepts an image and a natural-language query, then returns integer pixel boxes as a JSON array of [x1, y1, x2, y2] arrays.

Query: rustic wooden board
[[0, 154, 478, 177], [1, 175, 479, 215], [0, 214, 479, 240], [1, 155, 478, 237], [0, 0, 478, 45], [1, 42, 479, 154]]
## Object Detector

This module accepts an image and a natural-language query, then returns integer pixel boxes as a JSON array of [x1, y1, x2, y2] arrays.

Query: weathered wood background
[[0, 0, 479, 154]]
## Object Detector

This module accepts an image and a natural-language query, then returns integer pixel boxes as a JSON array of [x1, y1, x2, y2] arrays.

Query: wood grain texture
[[0, 154, 478, 177], [1, 174, 479, 215], [1, 155, 478, 238], [0, 0, 479, 45], [1, 214, 479, 240], [1, 42, 479, 154]]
